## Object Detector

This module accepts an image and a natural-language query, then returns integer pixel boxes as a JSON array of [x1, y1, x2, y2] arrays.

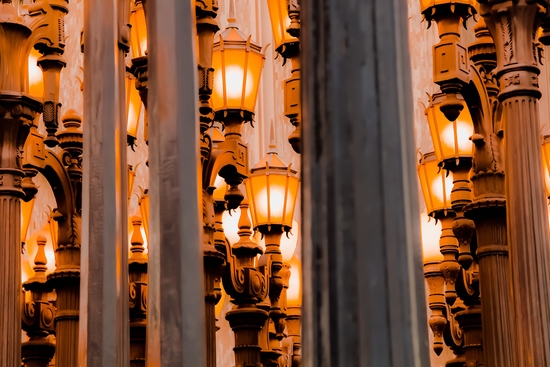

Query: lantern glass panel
[[417, 152, 452, 215], [542, 135, 550, 198], [126, 76, 142, 140], [130, 4, 147, 58], [266, 0, 298, 51], [28, 48, 43, 98], [212, 40, 265, 115], [420, 213, 443, 262], [427, 95, 473, 162], [287, 256, 301, 307]]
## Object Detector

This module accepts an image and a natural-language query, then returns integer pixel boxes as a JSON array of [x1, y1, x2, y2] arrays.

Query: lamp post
[[246, 146, 299, 365], [0, 1, 66, 363], [21, 235, 56, 367], [265, 0, 301, 153], [129, 0, 148, 144], [417, 152, 462, 356], [286, 255, 302, 367]]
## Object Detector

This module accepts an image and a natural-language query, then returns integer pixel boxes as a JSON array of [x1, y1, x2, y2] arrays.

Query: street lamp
[[265, 0, 301, 153], [126, 73, 142, 148], [129, 2, 147, 60], [426, 93, 473, 167], [246, 149, 299, 232], [542, 134, 550, 199], [211, 13, 266, 121]]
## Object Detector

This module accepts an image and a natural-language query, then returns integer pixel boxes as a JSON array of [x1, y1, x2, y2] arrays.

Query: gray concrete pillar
[[146, 0, 206, 365], [80, 0, 129, 363], [300, 0, 431, 365]]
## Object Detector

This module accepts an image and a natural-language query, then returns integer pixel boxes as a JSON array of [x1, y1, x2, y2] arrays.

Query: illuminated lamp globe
[[420, 213, 443, 263], [426, 93, 473, 166], [287, 256, 301, 307], [542, 134, 550, 199], [126, 74, 142, 148], [417, 151, 453, 217], [129, 2, 147, 59], [265, 0, 298, 53], [222, 207, 242, 245], [246, 148, 299, 234], [211, 13, 266, 122], [28, 48, 44, 99]]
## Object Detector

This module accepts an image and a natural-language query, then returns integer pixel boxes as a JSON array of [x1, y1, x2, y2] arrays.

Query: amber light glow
[[211, 22, 266, 118], [246, 150, 299, 230], [130, 2, 147, 59], [426, 93, 474, 163], [287, 256, 301, 307], [28, 48, 44, 98], [542, 134, 550, 198], [266, 0, 298, 52], [126, 74, 142, 145], [418, 151, 453, 216], [420, 213, 443, 262], [419, 0, 477, 13]]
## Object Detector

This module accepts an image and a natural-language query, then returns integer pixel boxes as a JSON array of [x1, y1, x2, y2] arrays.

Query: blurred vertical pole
[[300, 0, 431, 365], [146, 0, 206, 365], [80, 0, 129, 362]]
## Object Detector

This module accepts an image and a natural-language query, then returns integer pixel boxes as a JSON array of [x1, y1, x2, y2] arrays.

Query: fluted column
[[479, 2, 550, 365], [0, 5, 41, 365]]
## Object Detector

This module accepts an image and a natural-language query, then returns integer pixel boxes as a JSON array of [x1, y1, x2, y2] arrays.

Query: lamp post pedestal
[[480, 2, 550, 365], [0, 93, 40, 367]]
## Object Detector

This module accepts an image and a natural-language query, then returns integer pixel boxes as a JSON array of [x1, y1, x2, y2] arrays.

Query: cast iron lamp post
[[265, 0, 301, 153], [246, 145, 299, 366], [285, 255, 302, 367], [417, 152, 465, 360], [422, 1, 532, 367], [0, 0, 67, 364]]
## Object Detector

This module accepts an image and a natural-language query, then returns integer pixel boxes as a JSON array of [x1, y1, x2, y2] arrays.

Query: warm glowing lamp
[[139, 188, 150, 241], [246, 148, 299, 232], [542, 134, 550, 199], [222, 207, 242, 245], [213, 174, 228, 202], [28, 48, 44, 99], [21, 197, 36, 248], [265, 0, 298, 53], [287, 256, 301, 307], [257, 219, 299, 261], [211, 14, 266, 121], [126, 74, 142, 147], [129, 2, 147, 59], [420, 213, 443, 262], [426, 93, 473, 165], [417, 151, 453, 217], [420, 0, 476, 13]]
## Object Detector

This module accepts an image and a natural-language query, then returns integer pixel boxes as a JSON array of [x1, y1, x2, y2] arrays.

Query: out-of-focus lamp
[[246, 149, 299, 232], [211, 14, 266, 121], [426, 93, 474, 166], [287, 255, 301, 307], [417, 151, 453, 217], [21, 197, 36, 249], [129, 2, 147, 59], [128, 164, 139, 203], [542, 134, 550, 199], [139, 188, 150, 241], [265, 0, 298, 53], [420, 213, 443, 262], [126, 74, 142, 148], [257, 219, 299, 261], [222, 207, 242, 245], [28, 48, 44, 99]]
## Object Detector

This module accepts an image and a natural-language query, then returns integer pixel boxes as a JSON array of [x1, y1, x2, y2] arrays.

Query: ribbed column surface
[[475, 213, 514, 367], [55, 285, 80, 367], [503, 96, 550, 367], [0, 196, 21, 367]]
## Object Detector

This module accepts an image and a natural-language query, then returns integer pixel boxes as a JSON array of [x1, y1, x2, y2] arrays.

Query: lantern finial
[[269, 120, 276, 151], [228, 0, 237, 24]]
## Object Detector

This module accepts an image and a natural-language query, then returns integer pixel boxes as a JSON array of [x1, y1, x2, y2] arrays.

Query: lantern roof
[[214, 0, 263, 54], [251, 143, 297, 175]]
